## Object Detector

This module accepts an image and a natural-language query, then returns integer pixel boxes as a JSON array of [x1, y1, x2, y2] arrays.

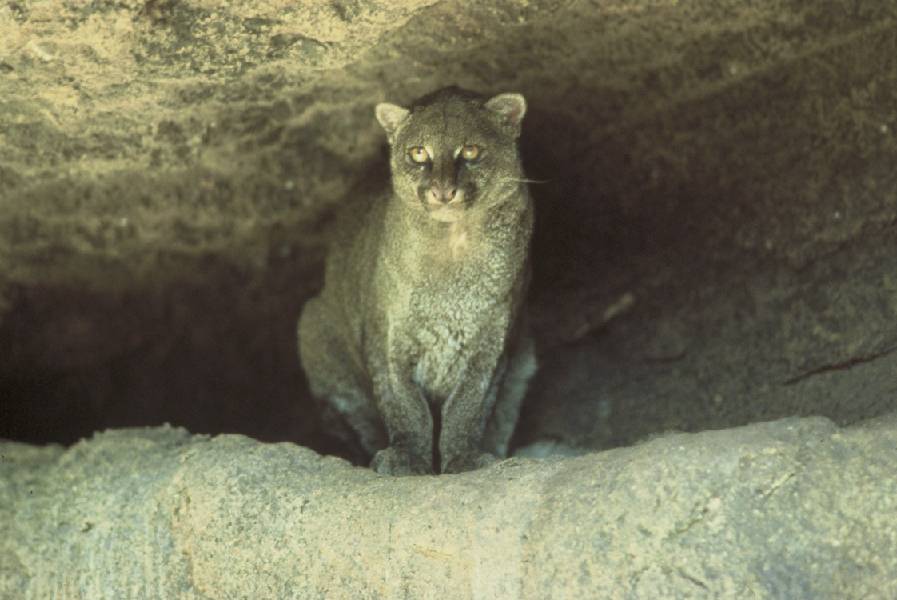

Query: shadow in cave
[[0, 250, 342, 455], [512, 80, 897, 452]]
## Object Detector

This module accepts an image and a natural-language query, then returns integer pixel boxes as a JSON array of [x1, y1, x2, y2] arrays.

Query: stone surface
[[2, 418, 896, 599]]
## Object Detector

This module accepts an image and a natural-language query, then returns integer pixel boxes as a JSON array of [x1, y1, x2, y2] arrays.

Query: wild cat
[[298, 87, 536, 475]]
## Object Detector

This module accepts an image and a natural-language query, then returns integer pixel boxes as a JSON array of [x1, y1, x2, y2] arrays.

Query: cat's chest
[[408, 221, 492, 271], [406, 223, 515, 292], [403, 251, 513, 332], [409, 305, 504, 400], [403, 259, 512, 399], [444, 221, 474, 260]]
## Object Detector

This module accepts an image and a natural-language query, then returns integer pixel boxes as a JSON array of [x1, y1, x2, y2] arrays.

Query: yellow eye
[[460, 144, 480, 161], [408, 146, 430, 163]]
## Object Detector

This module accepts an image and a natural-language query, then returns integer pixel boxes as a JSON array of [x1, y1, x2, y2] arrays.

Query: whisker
[[501, 177, 552, 185]]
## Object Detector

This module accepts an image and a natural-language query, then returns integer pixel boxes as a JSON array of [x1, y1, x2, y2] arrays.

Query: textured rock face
[[2, 418, 896, 598], [1, 1, 896, 595]]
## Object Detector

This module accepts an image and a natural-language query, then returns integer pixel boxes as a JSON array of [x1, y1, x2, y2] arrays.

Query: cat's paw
[[371, 447, 433, 476], [441, 452, 498, 474]]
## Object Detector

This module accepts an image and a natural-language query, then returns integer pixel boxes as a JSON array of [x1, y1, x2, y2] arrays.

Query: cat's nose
[[427, 185, 458, 204]]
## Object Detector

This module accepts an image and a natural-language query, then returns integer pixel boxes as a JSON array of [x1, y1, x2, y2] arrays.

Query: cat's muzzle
[[423, 186, 466, 222]]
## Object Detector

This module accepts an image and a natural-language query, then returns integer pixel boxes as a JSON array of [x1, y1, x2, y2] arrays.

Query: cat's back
[[320, 190, 387, 309]]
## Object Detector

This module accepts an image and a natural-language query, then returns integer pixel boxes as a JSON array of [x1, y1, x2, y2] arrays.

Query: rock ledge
[[2, 416, 896, 599]]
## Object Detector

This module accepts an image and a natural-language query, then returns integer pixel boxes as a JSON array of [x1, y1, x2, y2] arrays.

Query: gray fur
[[298, 87, 536, 475]]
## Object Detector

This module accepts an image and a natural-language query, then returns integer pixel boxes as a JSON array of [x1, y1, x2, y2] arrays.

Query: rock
[[2, 417, 896, 598]]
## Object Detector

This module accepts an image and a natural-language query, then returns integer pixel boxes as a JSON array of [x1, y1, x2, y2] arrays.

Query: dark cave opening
[[2, 19, 896, 457], [2, 101, 895, 459]]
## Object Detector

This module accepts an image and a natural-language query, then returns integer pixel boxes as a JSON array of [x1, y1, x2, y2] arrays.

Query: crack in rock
[[783, 344, 897, 385]]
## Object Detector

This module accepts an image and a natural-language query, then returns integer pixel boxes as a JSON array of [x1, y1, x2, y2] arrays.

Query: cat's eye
[[460, 144, 480, 161], [408, 146, 430, 164]]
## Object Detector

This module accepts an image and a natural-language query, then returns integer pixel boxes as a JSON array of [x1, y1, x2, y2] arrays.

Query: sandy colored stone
[[2, 417, 896, 598]]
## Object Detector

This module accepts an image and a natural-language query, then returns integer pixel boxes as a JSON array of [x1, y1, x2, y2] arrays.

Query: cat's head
[[375, 87, 526, 223]]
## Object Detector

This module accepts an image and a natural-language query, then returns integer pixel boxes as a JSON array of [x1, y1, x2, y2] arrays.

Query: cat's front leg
[[370, 353, 435, 476], [439, 348, 508, 474]]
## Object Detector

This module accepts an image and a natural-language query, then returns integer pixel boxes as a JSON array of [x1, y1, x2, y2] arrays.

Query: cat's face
[[376, 90, 526, 223]]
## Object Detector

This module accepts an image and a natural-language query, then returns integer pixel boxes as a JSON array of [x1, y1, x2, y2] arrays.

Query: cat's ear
[[375, 103, 410, 142], [485, 93, 526, 137]]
